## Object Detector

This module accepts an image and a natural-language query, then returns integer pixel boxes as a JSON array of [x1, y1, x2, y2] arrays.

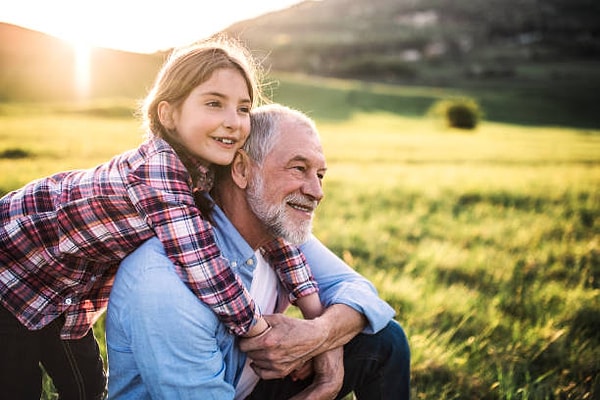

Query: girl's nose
[[223, 107, 241, 130]]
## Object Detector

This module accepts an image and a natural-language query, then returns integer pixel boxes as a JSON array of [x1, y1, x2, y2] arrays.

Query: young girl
[[0, 36, 321, 398]]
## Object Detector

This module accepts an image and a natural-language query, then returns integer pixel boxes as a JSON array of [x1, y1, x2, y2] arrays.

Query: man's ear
[[231, 150, 251, 189], [157, 101, 175, 129]]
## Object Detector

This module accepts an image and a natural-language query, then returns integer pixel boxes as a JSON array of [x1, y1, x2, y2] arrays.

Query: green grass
[[1, 101, 598, 399], [313, 113, 599, 399]]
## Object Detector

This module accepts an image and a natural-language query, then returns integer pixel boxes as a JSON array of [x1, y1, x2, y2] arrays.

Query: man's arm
[[301, 236, 396, 334]]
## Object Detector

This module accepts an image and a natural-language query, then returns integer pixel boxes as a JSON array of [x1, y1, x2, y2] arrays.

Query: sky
[[0, 0, 305, 53]]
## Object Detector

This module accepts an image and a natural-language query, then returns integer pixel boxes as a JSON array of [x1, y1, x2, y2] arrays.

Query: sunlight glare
[[0, 0, 306, 53], [71, 39, 91, 99]]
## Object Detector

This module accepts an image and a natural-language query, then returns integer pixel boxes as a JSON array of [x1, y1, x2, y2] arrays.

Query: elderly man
[[106, 104, 410, 399]]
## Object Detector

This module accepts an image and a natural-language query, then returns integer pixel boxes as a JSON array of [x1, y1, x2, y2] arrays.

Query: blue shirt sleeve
[[300, 236, 396, 334]]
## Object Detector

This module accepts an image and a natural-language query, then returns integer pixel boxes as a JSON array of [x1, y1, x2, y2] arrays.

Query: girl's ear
[[157, 101, 175, 129], [231, 150, 251, 189]]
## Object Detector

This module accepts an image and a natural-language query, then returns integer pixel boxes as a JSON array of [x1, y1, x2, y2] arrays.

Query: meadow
[[1, 96, 598, 399]]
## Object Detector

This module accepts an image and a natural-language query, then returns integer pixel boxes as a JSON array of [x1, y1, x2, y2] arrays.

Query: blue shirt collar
[[211, 202, 256, 269]]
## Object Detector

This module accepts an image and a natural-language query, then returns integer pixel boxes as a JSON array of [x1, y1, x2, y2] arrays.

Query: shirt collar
[[155, 137, 214, 191], [210, 200, 256, 266], [184, 154, 214, 192]]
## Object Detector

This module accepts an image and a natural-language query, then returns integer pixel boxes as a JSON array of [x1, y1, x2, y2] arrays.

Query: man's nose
[[304, 174, 324, 202]]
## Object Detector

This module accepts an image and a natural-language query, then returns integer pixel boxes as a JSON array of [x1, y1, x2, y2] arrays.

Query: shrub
[[0, 148, 30, 159], [429, 97, 483, 129]]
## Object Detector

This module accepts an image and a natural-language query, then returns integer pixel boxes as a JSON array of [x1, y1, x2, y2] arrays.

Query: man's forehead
[[277, 124, 322, 148], [278, 119, 319, 143]]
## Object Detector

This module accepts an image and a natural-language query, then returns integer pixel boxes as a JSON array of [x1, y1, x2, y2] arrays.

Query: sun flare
[[1, 0, 306, 101], [70, 40, 91, 99]]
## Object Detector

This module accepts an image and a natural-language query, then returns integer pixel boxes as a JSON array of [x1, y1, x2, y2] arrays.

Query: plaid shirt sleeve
[[261, 237, 319, 304], [63, 262, 118, 339], [126, 149, 259, 336]]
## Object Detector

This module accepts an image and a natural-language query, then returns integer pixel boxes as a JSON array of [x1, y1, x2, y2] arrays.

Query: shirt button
[[231, 261, 237, 268], [64, 298, 73, 305], [246, 259, 254, 266], [90, 276, 97, 282]]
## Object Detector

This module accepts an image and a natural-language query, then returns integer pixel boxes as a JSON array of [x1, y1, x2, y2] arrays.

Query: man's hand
[[289, 347, 344, 400], [240, 313, 328, 379], [290, 360, 313, 381], [240, 304, 366, 380]]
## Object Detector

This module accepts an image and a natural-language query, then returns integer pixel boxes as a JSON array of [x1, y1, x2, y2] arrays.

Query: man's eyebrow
[[289, 155, 327, 170], [288, 155, 311, 164]]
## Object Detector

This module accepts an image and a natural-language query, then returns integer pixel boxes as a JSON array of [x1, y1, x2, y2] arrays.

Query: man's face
[[247, 120, 327, 245]]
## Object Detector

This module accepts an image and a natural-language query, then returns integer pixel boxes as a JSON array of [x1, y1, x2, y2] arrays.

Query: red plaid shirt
[[0, 138, 317, 339]]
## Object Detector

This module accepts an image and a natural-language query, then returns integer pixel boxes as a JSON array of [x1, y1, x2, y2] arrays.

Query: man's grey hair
[[244, 104, 318, 165]]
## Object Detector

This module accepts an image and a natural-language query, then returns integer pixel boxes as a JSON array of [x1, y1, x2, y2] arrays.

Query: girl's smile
[[159, 67, 252, 166]]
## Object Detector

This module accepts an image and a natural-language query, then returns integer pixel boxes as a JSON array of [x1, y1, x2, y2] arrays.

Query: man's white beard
[[247, 173, 313, 245]]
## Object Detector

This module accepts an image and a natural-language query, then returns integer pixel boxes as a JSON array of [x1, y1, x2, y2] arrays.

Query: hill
[[229, 0, 598, 129], [226, 0, 600, 84], [0, 0, 599, 128]]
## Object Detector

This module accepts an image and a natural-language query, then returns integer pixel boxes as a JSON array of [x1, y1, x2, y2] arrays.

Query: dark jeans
[[248, 320, 411, 400], [0, 304, 106, 400]]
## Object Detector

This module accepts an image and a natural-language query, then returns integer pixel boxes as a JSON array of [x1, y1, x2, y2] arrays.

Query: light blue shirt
[[106, 204, 396, 399]]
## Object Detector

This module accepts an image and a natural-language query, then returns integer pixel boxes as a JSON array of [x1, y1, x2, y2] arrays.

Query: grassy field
[[1, 100, 598, 399], [314, 113, 599, 399]]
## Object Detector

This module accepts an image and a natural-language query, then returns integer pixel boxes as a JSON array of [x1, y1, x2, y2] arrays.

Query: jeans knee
[[343, 320, 411, 399], [345, 320, 410, 370], [384, 320, 411, 370]]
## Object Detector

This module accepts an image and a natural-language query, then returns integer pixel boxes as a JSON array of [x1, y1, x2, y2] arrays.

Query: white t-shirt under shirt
[[234, 250, 280, 399]]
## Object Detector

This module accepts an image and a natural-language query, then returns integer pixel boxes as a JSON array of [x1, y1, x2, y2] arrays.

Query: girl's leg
[[40, 316, 107, 400], [0, 303, 43, 399]]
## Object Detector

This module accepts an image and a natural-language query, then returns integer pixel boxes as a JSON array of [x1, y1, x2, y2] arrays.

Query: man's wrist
[[313, 304, 367, 352], [309, 313, 334, 352]]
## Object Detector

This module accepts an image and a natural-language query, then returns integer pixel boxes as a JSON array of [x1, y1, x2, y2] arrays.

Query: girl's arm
[[126, 146, 264, 336], [260, 237, 320, 306], [295, 293, 324, 320]]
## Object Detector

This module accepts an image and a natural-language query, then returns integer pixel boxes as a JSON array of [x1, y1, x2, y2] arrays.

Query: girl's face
[[159, 68, 252, 166]]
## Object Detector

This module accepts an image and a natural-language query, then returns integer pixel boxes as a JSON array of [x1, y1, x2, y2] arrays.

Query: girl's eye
[[206, 101, 221, 108], [239, 106, 251, 114]]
